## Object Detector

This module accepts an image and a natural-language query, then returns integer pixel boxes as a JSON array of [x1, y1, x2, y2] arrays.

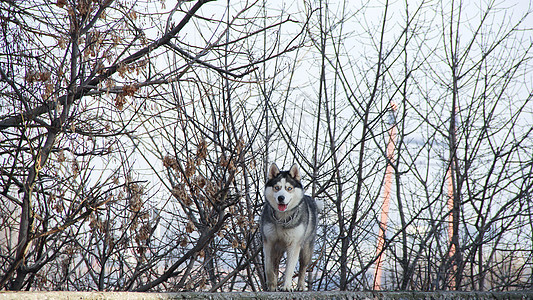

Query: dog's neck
[[271, 204, 300, 226]]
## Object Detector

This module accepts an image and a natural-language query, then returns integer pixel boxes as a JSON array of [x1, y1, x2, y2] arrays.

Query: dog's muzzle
[[277, 196, 288, 212]]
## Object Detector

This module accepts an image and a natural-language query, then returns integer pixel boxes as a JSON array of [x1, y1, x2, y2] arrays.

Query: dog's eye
[[274, 186, 281, 191], [286, 187, 293, 191]]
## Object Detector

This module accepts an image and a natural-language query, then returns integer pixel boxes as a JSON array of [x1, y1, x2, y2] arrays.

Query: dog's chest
[[263, 222, 306, 246]]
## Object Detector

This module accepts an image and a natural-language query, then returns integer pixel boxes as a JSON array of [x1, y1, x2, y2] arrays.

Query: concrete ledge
[[1, 291, 533, 299]]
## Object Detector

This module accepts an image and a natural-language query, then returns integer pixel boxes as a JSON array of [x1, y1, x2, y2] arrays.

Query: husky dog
[[260, 163, 320, 291]]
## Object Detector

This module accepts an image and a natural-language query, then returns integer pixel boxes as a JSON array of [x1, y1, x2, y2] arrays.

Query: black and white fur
[[260, 163, 320, 291]]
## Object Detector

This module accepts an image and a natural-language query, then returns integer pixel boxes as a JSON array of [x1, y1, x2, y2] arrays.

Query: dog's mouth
[[278, 204, 288, 212]]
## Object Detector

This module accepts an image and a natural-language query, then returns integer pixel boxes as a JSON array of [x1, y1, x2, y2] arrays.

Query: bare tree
[[277, 0, 533, 292], [0, 0, 265, 291]]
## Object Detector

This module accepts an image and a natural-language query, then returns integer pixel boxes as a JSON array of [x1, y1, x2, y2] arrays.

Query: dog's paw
[[266, 284, 278, 292], [281, 285, 294, 292]]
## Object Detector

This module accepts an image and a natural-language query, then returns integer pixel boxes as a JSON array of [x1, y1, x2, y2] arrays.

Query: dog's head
[[264, 163, 304, 212]]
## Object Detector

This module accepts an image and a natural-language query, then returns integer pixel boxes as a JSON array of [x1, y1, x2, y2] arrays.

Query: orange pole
[[447, 101, 459, 290], [446, 163, 456, 289], [374, 103, 397, 290], [446, 164, 454, 244]]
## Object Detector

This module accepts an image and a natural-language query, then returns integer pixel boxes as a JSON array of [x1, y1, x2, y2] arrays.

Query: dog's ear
[[288, 164, 301, 181], [268, 163, 280, 180]]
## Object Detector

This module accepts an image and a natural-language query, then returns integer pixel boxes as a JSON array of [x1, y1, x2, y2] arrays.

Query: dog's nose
[[277, 195, 285, 203]]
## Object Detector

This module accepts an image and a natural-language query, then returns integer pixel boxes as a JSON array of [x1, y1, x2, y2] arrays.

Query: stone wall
[[1, 291, 533, 300]]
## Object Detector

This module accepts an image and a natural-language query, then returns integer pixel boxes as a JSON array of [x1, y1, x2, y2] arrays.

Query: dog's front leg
[[282, 245, 300, 291], [297, 244, 312, 291], [263, 241, 278, 291]]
